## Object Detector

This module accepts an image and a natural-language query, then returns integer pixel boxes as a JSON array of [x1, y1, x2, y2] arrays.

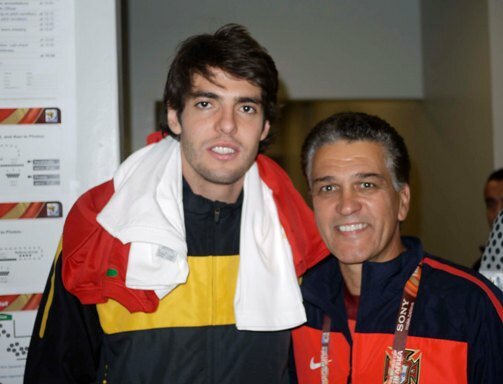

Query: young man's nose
[[216, 107, 237, 134]]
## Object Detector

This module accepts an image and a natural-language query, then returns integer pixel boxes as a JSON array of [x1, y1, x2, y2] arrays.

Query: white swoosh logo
[[310, 357, 322, 370], [309, 357, 332, 370]]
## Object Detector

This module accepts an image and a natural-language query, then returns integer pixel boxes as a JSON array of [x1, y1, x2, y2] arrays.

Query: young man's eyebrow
[[186, 93, 261, 105], [237, 96, 261, 104], [187, 91, 219, 99]]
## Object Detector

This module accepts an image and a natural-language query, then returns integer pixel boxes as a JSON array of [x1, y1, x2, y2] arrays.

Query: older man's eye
[[320, 185, 335, 193]]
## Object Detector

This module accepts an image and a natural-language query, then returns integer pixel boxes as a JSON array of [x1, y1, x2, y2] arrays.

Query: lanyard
[[319, 261, 423, 384], [386, 261, 423, 383], [321, 314, 331, 384]]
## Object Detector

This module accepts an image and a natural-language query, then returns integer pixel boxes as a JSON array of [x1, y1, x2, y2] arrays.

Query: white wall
[[489, 0, 503, 169], [126, 0, 422, 150]]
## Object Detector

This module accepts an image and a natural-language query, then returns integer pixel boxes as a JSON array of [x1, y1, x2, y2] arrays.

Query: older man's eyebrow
[[354, 172, 386, 180], [311, 175, 336, 185]]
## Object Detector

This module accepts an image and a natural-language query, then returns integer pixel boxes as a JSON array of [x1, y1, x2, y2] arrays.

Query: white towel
[[97, 136, 306, 330], [236, 164, 306, 330]]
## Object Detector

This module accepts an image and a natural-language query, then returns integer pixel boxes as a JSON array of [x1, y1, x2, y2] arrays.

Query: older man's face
[[310, 140, 410, 266]]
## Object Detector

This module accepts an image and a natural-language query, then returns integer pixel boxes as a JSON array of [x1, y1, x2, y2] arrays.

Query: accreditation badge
[[383, 347, 422, 384]]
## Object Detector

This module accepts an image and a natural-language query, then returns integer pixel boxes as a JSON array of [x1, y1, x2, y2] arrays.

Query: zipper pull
[[214, 207, 221, 223]]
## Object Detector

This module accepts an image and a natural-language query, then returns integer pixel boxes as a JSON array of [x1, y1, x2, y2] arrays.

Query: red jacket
[[292, 237, 503, 383]]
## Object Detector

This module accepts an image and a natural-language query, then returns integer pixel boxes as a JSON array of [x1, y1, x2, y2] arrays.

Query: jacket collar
[[301, 236, 424, 315], [182, 177, 243, 216]]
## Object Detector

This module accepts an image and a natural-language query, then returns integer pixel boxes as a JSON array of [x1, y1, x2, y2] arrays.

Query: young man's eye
[[241, 105, 257, 114], [195, 101, 211, 108]]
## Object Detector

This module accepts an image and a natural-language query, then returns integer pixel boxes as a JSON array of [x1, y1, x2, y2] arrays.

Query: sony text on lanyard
[[386, 262, 423, 384]]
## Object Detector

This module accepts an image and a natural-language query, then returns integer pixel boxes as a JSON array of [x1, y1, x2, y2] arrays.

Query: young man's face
[[310, 140, 410, 266], [168, 68, 270, 202], [484, 179, 503, 227]]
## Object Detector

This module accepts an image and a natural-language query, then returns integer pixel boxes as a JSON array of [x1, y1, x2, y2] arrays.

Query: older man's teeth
[[212, 146, 235, 154], [338, 223, 367, 232]]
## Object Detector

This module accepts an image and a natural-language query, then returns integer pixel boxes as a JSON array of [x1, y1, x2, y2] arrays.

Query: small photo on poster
[[0, 108, 62, 125], [0, 202, 63, 220]]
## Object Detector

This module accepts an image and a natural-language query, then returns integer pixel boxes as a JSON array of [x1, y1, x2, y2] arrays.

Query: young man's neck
[[185, 177, 244, 204]]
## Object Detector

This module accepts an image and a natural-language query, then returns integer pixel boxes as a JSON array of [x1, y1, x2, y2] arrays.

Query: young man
[[292, 112, 503, 383], [24, 24, 326, 383]]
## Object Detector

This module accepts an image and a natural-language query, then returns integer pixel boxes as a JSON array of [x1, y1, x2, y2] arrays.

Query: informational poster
[[0, 1, 77, 382]]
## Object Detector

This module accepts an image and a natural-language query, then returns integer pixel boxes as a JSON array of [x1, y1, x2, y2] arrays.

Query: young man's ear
[[167, 107, 182, 135], [260, 120, 271, 141]]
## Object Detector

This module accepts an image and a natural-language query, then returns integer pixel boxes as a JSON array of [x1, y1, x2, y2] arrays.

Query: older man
[[292, 112, 503, 384]]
